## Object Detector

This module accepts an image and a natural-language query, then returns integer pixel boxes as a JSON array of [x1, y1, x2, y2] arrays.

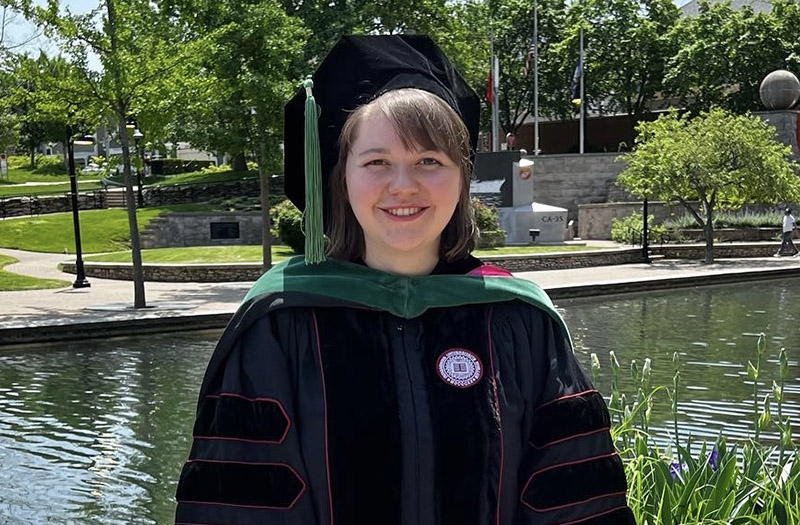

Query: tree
[[551, 0, 679, 144], [665, 0, 800, 114], [168, 0, 307, 269], [4, 0, 206, 307], [11, 53, 73, 168], [485, 0, 571, 135], [617, 108, 800, 263]]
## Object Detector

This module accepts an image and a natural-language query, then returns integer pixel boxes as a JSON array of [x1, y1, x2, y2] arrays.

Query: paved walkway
[[1, 246, 798, 344]]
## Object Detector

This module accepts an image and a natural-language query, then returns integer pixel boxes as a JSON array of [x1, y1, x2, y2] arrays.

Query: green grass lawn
[[0, 254, 70, 291], [152, 169, 258, 186], [0, 204, 213, 253], [0, 180, 104, 197], [82, 244, 603, 264], [84, 245, 295, 263]]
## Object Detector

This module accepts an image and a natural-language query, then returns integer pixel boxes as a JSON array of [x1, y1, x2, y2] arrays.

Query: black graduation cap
[[283, 35, 480, 217]]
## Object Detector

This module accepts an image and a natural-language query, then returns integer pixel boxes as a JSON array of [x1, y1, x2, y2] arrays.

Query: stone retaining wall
[[652, 243, 782, 259], [61, 244, 786, 282], [140, 212, 265, 249], [61, 248, 645, 282], [0, 191, 107, 219], [145, 176, 284, 206], [526, 153, 633, 222], [60, 262, 266, 282], [578, 201, 690, 239]]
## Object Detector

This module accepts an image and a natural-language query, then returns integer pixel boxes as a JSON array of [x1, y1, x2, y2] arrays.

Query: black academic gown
[[175, 256, 634, 525]]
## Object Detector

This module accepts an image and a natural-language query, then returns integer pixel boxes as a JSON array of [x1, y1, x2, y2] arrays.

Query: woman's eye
[[366, 159, 388, 166], [420, 158, 442, 166]]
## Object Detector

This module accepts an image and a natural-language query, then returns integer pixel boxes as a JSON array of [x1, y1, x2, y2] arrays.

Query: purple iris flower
[[669, 462, 682, 480], [707, 449, 719, 471]]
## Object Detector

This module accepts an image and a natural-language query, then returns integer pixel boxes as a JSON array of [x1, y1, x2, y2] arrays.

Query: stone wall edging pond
[[59, 243, 784, 282], [60, 248, 642, 282]]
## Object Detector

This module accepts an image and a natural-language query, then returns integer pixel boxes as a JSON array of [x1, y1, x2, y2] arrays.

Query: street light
[[132, 128, 144, 208], [66, 126, 93, 288]]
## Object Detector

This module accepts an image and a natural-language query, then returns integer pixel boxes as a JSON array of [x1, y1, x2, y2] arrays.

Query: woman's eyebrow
[[357, 147, 390, 156]]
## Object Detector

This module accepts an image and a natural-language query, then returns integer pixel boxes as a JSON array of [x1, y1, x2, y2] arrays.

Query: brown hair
[[327, 88, 476, 262]]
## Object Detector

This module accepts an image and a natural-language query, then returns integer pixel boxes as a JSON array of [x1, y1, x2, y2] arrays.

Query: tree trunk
[[118, 113, 147, 308], [30, 148, 35, 169], [703, 204, 714, 264], [105, 0, 146, 308], [257, 138, 272, 272], [232, 152, 248, 172]]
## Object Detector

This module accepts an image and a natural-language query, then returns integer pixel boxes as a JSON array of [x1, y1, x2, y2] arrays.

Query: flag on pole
[[570, 58, 582, 103], [486, 69, 494, 104], [523, 35, 536, 77]]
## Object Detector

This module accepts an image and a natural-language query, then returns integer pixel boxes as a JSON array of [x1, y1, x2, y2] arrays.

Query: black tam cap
[[283, 35, 480, 214]]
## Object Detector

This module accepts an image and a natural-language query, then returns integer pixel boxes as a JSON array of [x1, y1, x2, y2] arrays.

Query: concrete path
[[1, 246, 799, 345]]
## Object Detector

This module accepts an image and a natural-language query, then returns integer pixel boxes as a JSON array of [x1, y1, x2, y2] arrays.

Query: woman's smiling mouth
[[382, 206, 428, 219]]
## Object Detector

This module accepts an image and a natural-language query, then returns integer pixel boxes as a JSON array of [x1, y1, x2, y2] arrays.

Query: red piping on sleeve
[[520, 452, 623, 512], [201, 394, 291, 444], [179, 459, 306, 510], [486, 306, 505, 525], [312, 309, 335, 525], [529, 426, 611, 450], [537, 389, 599, 409], [555, 504, 632, 525]]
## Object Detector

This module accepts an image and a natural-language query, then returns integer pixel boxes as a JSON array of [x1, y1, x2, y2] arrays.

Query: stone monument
[[755, 70, 800, 160], [471, 151, 569, 244]]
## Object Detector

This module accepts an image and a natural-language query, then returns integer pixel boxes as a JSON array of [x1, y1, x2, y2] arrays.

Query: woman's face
[[345, 112, 462, 265]]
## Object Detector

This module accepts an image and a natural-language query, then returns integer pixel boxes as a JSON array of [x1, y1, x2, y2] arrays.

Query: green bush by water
[[602, 335, 798, 523]]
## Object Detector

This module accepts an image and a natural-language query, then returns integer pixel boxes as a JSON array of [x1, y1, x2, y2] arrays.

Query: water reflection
[[0, 332, 218, 524], [0, 279, 798, 522], [559, 278, 800, 445]]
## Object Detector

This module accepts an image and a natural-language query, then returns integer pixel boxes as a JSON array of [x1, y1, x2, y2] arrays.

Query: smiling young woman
[[175, 35, 634, 525], [328, 88, 472, 275]]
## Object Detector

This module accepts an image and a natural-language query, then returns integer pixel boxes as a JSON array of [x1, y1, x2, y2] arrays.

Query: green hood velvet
[[245, 256, 569, 337]]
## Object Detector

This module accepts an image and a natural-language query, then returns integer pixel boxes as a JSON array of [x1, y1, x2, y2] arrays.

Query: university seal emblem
[[436, 348, 483, 388]]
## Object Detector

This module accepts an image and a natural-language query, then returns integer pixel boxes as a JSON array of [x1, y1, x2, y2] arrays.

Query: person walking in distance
[[776, 208, 798, 257]]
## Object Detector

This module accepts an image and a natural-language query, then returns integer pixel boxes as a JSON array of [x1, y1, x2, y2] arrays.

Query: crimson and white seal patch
[[436, 348, 483, 388]]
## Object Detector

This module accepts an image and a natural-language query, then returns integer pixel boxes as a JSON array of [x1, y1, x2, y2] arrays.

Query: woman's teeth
[[387, 207, 422, 216]]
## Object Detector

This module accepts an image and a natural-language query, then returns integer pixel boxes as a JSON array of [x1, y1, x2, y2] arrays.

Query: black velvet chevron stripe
[[532, 390, 610, 447], [176, 460, 305, 508], [566, 506, 637, 524], [522, 453, 627, 511], [195, 394, 290, 442]]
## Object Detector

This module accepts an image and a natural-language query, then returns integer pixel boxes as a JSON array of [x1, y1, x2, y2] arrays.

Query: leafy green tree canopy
[[617, 108, 800, 262]]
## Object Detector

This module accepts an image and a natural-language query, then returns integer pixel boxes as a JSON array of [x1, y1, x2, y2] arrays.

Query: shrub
[[662, 210, 784, 230], [611, 212, 666, 244], [472, 198, 506, 248], [270, 199, 304, 254], [33, 154, 68, 175], [200, 163, 232, 174], [150, 158, 215, 175]]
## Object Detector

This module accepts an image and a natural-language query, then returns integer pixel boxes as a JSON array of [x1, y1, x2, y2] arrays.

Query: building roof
[[679, 0, 776, 16]]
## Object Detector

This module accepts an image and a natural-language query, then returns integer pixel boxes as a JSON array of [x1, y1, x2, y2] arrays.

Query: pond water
[[0, 279, 798, 523]]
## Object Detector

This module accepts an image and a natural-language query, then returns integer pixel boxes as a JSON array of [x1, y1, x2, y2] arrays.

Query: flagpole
[[534, 0, 539, 156], [579, 25, 585, 154], [490, 43, 501, 152]]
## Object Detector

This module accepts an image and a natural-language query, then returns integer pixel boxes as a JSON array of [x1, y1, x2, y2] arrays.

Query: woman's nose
[[388, 165, 419, 194]]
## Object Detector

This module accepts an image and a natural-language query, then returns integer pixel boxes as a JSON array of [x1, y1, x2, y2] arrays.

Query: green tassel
[[303, 76, 326, 264]]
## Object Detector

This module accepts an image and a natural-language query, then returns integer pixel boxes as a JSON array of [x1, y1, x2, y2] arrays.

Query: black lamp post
[[133, 128, 144, 208], [66, 125, 92, 288]]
